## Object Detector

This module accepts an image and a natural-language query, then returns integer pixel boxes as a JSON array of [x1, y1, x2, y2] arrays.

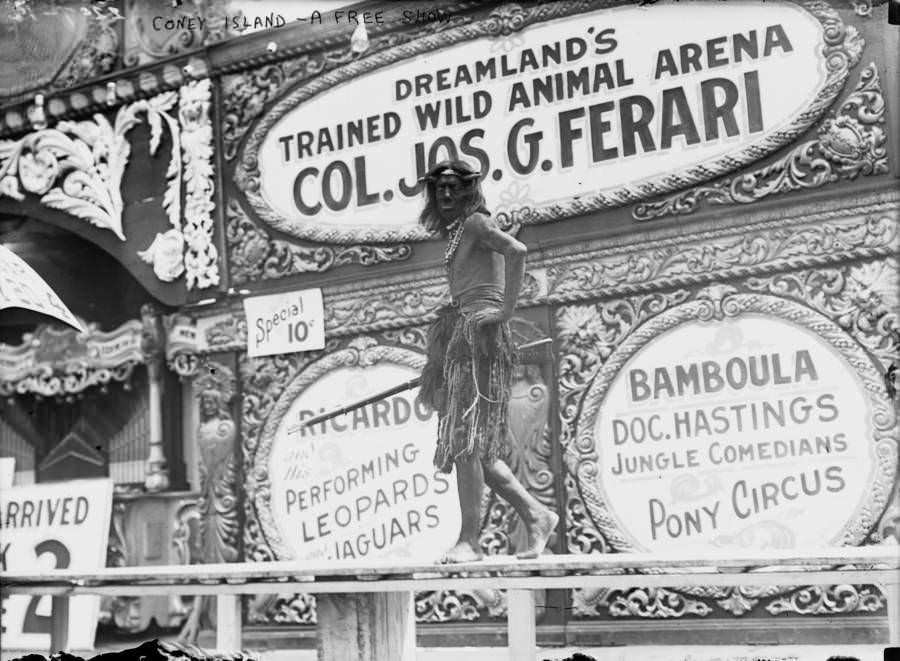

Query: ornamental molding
[[0, 92, 180, 241], [179, 79, 221, 290], [633, 62, 888, 221], [539, 208, 898, 305], [234, 0, 863, 244], [0, 78, 223, 290], [122, 0, 234, 68], [170, 198, 897, 359], [0, 319, 144, 398], [225, 200, 411, 286]]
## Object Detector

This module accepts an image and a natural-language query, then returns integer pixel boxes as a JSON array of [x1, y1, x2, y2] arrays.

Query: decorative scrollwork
[[484, 4, 528, 36], [547, 212, 897, 304], [53, 4, 121, 90], [416, 589, 506, 622], [225, 200, 412, 285], [765, 584, 885, 616], [607, 588, 713, 618], [634, 63, 886, 221], [0, 91, 180, 242], [179, 78, 220, 290], [850, 0, 887, 16]]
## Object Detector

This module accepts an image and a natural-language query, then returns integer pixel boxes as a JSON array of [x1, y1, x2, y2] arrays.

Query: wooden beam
[[5, 569, 899, 598], [886, 578, 900, 646]]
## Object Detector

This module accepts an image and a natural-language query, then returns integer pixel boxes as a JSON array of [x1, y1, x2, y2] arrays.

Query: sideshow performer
[[416, 159, 558, 563]]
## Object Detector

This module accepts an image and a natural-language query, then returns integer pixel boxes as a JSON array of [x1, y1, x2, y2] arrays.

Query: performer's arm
[[471, 214, 527, 320]]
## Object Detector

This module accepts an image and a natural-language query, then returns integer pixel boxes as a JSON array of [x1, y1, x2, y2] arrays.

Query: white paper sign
[[593, 316, 876, 552], [267, 362, 460, 562], [0, 479, 113, 651], [243, 288, 326, 358]]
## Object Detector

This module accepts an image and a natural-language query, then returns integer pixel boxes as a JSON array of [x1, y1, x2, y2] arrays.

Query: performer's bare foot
[[516, 509, 559, 559], [439, 539, 484, 564]]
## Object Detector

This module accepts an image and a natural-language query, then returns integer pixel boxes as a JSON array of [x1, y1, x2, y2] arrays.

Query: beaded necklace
[[443, 218, 465, 270]]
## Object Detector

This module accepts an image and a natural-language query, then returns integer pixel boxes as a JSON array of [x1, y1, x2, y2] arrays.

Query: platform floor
[[2, 644, 888, 661], [263, 645, 885, 661]]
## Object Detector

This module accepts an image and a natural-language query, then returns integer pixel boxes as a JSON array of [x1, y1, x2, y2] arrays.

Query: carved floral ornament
[[232, 0, 865, 247], [0, 79, 219, 290]]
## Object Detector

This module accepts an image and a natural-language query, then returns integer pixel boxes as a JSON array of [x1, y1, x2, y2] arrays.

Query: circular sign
[[576, 296, 896, 553], [263, 355, 460, 562]]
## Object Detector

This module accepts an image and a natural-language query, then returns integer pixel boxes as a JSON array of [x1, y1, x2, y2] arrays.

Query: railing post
[[886, 578, 899, 646], [216, 593, 242, 651], [507, 589, 537, 661], [316, 592, 415, 661], [49, 596, 69, 655]]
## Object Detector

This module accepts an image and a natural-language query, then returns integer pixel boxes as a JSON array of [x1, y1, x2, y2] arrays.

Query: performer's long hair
[[418, 159, 489, 235]]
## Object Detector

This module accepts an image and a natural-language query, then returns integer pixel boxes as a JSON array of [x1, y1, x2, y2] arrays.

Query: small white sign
[[0, 478, 113, 651], [243, 288, 326, 358]]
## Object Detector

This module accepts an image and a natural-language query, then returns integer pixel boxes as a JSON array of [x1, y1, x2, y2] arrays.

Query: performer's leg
[[441, 452, 485, 563], [482, 459, 558, 559]]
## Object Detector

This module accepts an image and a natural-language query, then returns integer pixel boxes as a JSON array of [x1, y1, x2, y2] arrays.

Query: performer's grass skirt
[[419, 304, 515, 473]]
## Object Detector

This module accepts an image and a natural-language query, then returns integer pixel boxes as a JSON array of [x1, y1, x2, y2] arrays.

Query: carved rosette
[[225, 200, 411, 285], [633, 63, 887, 221], [560, 258, 899, 619], [179, 79, 221, 290]]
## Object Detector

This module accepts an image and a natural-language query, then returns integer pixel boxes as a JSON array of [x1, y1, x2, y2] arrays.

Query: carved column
[[141, 303, 170, 492]]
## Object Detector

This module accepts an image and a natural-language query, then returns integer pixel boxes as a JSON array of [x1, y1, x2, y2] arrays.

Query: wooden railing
[[2, 547, 898, 660]]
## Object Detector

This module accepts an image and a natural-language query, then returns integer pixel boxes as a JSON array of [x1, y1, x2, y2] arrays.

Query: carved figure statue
[[178, 362, 240, 643]]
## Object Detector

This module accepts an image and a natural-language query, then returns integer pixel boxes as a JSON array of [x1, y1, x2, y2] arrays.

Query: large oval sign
[[237, 1, 858, 243], [252, 343, 460, 562], [574, 295, 897, 553]]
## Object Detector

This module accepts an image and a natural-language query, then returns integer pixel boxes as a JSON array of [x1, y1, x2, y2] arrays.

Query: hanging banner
[[237, 1, 856, 243], [0, 245, 83, 332], [0, 478, 113, 651], [242, 288, 326, 358]]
